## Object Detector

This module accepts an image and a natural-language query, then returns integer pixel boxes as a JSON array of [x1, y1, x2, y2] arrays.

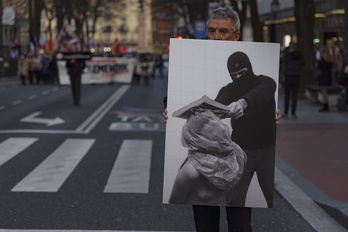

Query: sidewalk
[[0, 76, 19, 86], [276, 94, 348, 230]]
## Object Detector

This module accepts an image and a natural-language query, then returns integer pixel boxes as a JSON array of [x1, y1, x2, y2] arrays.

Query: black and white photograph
[[163, 38, 280, 208]]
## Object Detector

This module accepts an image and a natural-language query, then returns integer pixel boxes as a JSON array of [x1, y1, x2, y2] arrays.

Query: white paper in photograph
[[163, 38, 280, 208]]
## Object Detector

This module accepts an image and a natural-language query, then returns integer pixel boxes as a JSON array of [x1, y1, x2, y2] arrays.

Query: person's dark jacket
[[338, 56, 348, 86], [215, 75, 276, 149], [316, 58, 332, 86], [281, 50, 304, 84], [66, 59, 86, 76]]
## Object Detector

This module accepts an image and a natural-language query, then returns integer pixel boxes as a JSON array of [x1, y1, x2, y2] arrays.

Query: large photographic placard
[[163, 39, 279, 208]]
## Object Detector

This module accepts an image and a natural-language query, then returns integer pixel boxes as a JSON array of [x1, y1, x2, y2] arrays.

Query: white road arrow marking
[[20, 111, 65, 126]]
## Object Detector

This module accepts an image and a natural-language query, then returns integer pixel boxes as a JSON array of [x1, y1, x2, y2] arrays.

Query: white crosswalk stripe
[[0, 137, 38, 166], [0, 137, 153, 194], [104, 139, 152, 193], [11, 138, 95, 192]]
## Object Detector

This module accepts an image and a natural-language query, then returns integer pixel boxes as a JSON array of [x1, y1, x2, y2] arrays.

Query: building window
[[120, 17, 128, 33], [120, 3, 127, 11]]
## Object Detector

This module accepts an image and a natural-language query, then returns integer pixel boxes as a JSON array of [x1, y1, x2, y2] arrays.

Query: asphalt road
[[0, 75, 318, 231]]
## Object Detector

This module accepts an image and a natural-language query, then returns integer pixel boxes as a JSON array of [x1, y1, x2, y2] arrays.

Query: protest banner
[[58, 57, 137, 85]]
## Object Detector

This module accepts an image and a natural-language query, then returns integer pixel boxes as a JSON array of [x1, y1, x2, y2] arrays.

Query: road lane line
[[0, 138, 38, 166], [41, 90, 50, 95], [11, 138, 95, 192], [12, 100, 22, 105], [76, 84, 130, 133], [104, 139, 152, 193], [0, 85, 129, 134]]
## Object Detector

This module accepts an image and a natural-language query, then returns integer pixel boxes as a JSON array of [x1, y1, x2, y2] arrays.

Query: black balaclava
[[227, 51, 255, 87]]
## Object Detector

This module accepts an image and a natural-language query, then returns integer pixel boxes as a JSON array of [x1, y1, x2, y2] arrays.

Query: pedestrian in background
[[48, 53, 60, 85], [155, 54, 165, 78], [26, 53, 35, 84], [327, 39, 342, 83], [339, 57, 348, 105], [3, 60, 10, 76], [17, 54, 28, 85], [316, 46, 333, 112], [41, 53, 50, 84], [135, 54, 153, 85], [281, 42, 304, 119], [65, 45, 86, 106], [33, 54, 42, 84]]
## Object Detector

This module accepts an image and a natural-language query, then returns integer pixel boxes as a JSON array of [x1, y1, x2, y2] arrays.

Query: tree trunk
[[55, 1, 65, 33], [229, 0, 247, 41], [29, 0, 43, 41], [180, 0, 197, 38], [249, 0, 263, 42], [28, 0, 33, 37], [294, 0, 316, 96]]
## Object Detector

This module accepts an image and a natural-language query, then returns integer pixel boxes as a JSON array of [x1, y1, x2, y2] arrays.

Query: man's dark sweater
[[215, 75, 276, 149]]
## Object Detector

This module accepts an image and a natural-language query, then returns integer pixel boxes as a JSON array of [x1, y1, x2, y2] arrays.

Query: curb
[[275, 157, 348, 231]]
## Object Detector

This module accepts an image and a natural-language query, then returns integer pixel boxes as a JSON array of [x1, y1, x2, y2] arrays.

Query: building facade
[[91, 0, 153, 53], [1, 0, 346, 58], [259, 0, 345, 50]]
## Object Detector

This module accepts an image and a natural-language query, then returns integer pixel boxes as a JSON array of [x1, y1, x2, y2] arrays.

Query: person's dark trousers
[[28, 71, 34, 84], [20, 75, 26, 85], [69, 75, 81, 105], [228, 146, 275, 208], [284, 82, 299, 115], [42, 73, 49, 84], [35, 71, 41, 84], [192, 205, 252, 232]]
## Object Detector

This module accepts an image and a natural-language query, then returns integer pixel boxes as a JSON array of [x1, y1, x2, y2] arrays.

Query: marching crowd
[[17, 52, 59, 86]]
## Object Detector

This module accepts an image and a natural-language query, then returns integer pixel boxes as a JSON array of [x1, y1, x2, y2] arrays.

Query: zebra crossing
[[0, 137, 38, 166], [0, 137, 153, 194]]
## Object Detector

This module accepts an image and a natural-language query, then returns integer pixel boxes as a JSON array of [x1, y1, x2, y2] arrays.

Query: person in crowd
[[17, 54, 28, 85], [162, 4, 281, 232], [280, 42, 304, 119], [41, 53, 50, 84], [33, 54, 42, 84], [48, 52, 60, 85], [3, 60, 10, 76], [65, 45, 86, 106], [327, 39, 342, 83], [156, 54, 165, 78], [339, 55, 348, 105], [316, 46, 333, 112], [135, 54, 153, 85], [26, 53, 35, 84]]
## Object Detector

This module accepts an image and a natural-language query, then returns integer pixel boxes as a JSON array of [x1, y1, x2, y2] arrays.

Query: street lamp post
[[270, 0, 280, 43]]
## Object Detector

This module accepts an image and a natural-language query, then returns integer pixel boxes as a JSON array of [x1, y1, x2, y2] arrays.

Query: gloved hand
[[228, 99, 248, 119]]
